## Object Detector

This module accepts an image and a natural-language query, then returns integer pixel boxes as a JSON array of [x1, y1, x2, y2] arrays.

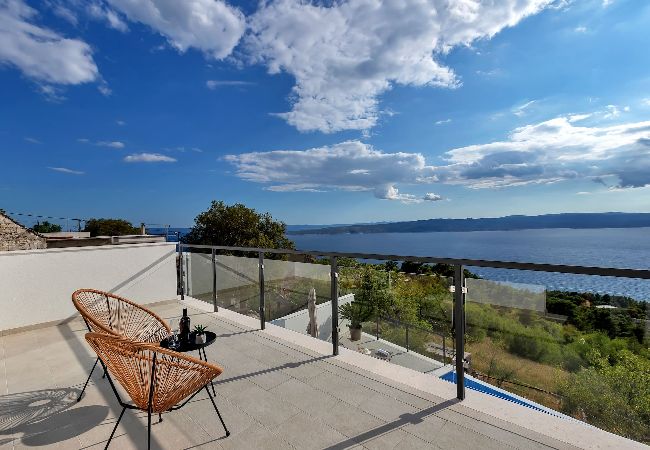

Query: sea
[[150, 227, 650, 301]]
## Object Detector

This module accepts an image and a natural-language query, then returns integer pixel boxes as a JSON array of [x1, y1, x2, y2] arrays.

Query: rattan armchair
[[72, 289, 172, 401], [85, 332, 229, 449]]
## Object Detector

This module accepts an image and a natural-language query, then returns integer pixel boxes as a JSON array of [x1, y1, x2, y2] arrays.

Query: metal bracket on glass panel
[[449, 286, 468, 294]]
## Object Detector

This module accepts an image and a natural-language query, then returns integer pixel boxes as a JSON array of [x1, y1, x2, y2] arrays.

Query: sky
[[1, 0, 650, 228]]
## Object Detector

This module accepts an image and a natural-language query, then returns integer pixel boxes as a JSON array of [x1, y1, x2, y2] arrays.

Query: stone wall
[[0, 212, 46, 251]]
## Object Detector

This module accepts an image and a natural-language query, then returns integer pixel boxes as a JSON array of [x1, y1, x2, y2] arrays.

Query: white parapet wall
[[0, 242, 177, 332]]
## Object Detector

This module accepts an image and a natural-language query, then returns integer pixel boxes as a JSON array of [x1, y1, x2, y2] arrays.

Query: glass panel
[[463, 269, 650, 444], [338, 262, 454, 374], [265, 257, 332, 342], [186, 251, 260, 319]]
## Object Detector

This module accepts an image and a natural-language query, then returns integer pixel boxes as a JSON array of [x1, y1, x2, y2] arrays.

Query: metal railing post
[[406, 325, 410, 352], [376, 315, 380, 340], [211, 248, 218, 312], [179, 244, 185, 300], [331, 257, 339, 356], [442, 335, 447, 365], [453, 264, 466, 400], [259, 252, 265, 330]]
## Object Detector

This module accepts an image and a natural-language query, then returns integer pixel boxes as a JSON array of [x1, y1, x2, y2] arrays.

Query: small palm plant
[[194, 324, 207, 344]]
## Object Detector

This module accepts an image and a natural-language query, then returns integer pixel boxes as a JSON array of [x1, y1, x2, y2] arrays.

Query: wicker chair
[[72, 289, 172, 401], [85, 332, 229, 449]]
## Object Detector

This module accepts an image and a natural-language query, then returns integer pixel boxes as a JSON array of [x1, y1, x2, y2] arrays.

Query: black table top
[[160, 331, 216, 352]]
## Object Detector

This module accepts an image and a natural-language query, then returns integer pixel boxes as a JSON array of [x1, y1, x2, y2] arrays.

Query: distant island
[[287, 212, 650, 235]]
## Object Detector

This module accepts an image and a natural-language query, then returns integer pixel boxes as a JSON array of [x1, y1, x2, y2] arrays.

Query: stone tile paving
[[0, 301, 581, 450]]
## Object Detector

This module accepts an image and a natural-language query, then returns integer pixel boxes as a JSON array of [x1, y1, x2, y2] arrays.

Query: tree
[[32, 221, 62, 233], [84, 218, 138, 237], [183, 201, 295, 250]]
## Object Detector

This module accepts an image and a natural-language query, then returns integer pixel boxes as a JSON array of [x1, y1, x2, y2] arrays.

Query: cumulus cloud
[[435, 119, 452, 125], [226, 115, 650, 200], [106, 0, 245, 60], [246, 0, 553, 133], [124, 153, 176, 163], [48, 166, 84, 175], [440, 116, 650, 189], [423, 193, 443, 201], [225, 140, 438, 203], [0, 0, 98, 86]]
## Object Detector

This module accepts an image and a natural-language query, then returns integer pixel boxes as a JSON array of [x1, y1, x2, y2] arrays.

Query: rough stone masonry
[[0, 211, 46, 251]]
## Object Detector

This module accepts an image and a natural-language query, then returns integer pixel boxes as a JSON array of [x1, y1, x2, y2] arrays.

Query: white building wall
[[0, 242, 177, 332]]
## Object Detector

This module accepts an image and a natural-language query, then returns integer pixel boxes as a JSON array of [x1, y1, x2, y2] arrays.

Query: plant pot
[[195, 333, 205, 344], [349, 326, 362, 341]]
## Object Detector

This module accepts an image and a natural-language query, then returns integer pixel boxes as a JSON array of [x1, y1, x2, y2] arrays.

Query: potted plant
[[339, 302, 372, 341], [194, 324, 207, 344]]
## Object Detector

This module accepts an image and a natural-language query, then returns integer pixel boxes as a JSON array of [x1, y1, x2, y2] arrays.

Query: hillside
[[287, 212, 650, 235]]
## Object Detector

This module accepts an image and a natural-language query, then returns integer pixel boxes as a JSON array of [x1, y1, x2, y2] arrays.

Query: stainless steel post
[[259, 252, 265, 330], [179, 244, 185, 300], [211, 248, 217, 312], [453, 265, 466, 400], [331, 257, 339, 356]]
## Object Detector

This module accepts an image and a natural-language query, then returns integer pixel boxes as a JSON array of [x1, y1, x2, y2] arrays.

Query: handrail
[[179, 243, 650, 279], [177, 242, 650, 402]]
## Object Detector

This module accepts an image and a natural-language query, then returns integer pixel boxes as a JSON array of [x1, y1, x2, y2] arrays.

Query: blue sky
[[1, 0, 649, 228]]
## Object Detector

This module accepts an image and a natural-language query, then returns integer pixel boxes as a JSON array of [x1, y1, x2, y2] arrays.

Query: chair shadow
[[0, 387, 109, 446]]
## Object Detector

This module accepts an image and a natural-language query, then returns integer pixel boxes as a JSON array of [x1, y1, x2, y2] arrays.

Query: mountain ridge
[[287, 212, 650, 235]]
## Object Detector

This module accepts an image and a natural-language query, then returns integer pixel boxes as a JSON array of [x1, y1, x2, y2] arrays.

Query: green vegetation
[[31, 221, 62, 233], [336, 260, 649, 443], [84, 218, 138, 236], [183, 201, 294, 252]]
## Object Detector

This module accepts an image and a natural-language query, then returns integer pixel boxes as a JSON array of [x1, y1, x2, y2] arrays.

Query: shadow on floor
[[0, 387, 109, 446], [322, 398, 460, 450], [213, 354, 332, 385]]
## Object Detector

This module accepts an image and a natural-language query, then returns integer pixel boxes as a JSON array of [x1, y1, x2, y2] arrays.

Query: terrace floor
[[0, 300, 639, 449]]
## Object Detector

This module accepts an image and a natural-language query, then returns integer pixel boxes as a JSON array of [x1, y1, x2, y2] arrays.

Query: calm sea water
[[292, 228, 650, 301]]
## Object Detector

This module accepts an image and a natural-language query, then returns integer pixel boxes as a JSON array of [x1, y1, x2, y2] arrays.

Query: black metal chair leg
[[78, 357, 99, 402], [158, 413, 162, 423], [205, 386, 230, 437], [104, 407, 126, 450], [200, 348, 217, 396]]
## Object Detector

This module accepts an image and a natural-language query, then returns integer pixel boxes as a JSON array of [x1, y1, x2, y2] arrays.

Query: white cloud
[[440, 116, 650, 189], [48, 166, 84, 175], [124, 153, 176, 163], [225, 140, 438, 203], [602, 104, 630, 119], [246, 0, 553, 133], [568, 113, 592, 123], [642, 98, 650, 107], [87, 2, 128, 32], [106, 0, 245, 60], [574, 26, 587, 33], [97, 140, 123, 148], [435, 119, 452, 125], [206, 80, 254, 89], [24, 137, 41, 144], [423, 193, 443, 201], [46, 1, 78, 25], [116, 119, 126, 126], [0, 0, 99, 86], [512, 100, 537, 117]]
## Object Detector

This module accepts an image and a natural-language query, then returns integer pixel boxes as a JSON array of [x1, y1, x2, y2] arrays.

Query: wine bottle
[[179, 308, 191, 343]]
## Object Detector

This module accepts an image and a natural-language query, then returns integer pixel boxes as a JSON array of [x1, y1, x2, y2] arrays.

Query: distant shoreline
[[287, 212, 650, 235]]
